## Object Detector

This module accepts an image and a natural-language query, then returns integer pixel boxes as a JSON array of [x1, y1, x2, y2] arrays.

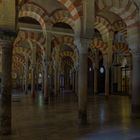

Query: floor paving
[[1, 91, 140, 140]]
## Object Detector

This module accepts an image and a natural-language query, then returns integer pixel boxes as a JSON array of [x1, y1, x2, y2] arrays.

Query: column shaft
[[0, 43, 13, 135], [132, 53, 140, 117], [44, 66, 48, 100], [105, 66, 109, 96], [94, 69, 98, 95], [24, 60, 29, 94], [117, 67, 122, 92], [78, 51, 88, 124], [31, 67, 36, 98]]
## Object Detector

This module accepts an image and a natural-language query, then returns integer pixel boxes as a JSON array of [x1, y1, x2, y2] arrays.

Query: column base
[[94, 92, 98, 96], [78, 111, 87, 125], [0, 128, 11, 136], [132, 104, 140, 118], [32, 92, 36, 98], [0, 118, 11, 136], [44, 97, 49, 104], [105, 95, 109, 99], [25, 90, 28, 95]]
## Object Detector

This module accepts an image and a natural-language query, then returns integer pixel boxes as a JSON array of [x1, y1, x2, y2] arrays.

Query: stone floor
[[1, 91, 140, 140]]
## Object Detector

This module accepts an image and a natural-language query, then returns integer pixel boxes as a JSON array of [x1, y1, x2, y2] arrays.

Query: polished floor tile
[[1, 91, 140, 140]]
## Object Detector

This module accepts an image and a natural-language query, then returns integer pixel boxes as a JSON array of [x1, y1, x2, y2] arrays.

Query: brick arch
[[57, 0, 81, 35], [13, 46, 31, 58], [49, 9, 75, 30], [52, 36, 75, 49], [15, 31, 46, 67], [60, 51, 75, 62], [96, 0, 138, 45], [12, 53, 26, 73], [61, 56, 74, 68], [13, 46, 32, 73], [113, 43, 130, 55], [95, 16, 113, 40], [19, 3, 48, 38], [13, 53, 25, 65], [113, 20, 127, 40], [88, 51, 95, 64], [90, 38, 108, 55], [14, 31, 45, 57]]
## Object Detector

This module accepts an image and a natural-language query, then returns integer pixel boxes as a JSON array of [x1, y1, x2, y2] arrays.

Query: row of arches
[[1, 0, 140, 134]]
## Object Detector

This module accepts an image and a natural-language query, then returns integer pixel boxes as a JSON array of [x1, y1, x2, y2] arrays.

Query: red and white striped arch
[[113, 20, 127, 39], [60, 51, 75, 61], [96, 0, 138, 45], [113, 43, 130, 55], [14, 31, 45, 57], [52, 35, 75, 49], [90, 38, 108, 55], [19, 2, 48, 38], [12, 53, 26, 73], [49, 9, 75, 30], [57, 0, 81, 34], [95, 16, 113, 40]]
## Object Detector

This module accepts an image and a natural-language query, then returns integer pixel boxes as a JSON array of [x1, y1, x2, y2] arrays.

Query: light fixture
[[100, 67, 104, 74], [89, 67, 92, 72]]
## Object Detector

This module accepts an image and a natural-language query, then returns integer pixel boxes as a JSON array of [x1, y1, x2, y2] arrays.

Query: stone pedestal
[[0, 33, 15, 135]]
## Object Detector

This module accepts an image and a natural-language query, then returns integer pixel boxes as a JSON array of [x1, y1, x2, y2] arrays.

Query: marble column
[[129, 70, 132, 97], [93, 50, 99, 95], [94, 68, 98, 95], [72, 70, 75, 92], [31, 65, 36, 98], [43, 63, 48, 100], [0, 35, 15, 135], [31, 45, 36, 98], [24, 58, 29, 94], [41, 70, 44, 94], [107, 36, 113, 93], [129, 66, 132, 97], [54, 68, 60, 96], [104, 55, 110, 97], [46, 32, 52, 97], [105, 65, 109, 97], [75, 69, 78, 96], [131, 52, 140, 117], [117, 66, 122, 92], [48, 63, 52, 97], [78, 44, 88, 124], [57, 70, 60, 94]]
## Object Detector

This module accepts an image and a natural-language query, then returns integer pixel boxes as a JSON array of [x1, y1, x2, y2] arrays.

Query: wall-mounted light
[[89, 67, 92, 72], [100, 67, 104, 74]]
